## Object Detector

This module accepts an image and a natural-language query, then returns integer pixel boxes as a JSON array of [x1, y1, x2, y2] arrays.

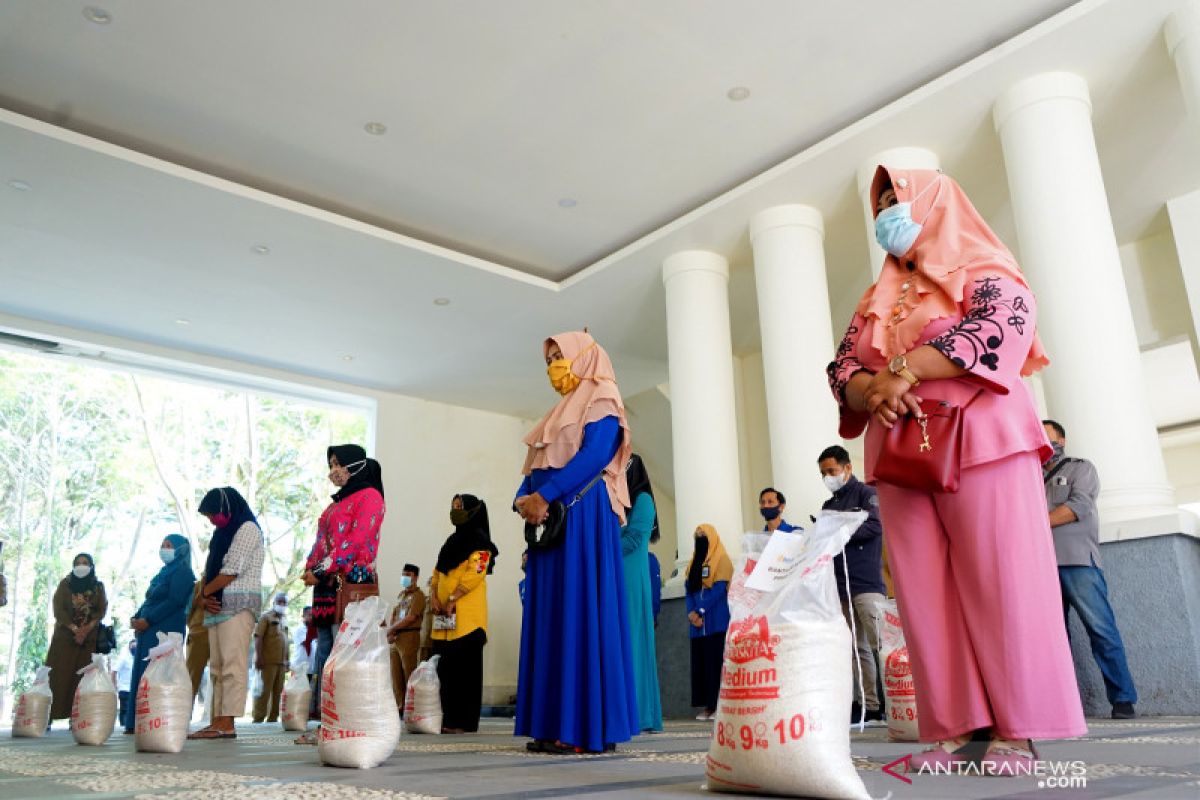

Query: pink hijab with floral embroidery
[[857, 165, 1049, 375]]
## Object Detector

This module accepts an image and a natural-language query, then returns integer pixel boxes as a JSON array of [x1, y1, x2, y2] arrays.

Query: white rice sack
[[877, 600, 920, 742], [403, 656, 443, 735], [281, 668, 311, 731], [71, 654, 117, 746], [12, 666, 53, 738], [318, 596, 401, 769], [135, 632, 192, 753], [705, 513, 870, 800]]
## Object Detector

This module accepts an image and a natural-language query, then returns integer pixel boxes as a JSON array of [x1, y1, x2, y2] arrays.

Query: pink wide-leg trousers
[[876, 450, 1087, 742]]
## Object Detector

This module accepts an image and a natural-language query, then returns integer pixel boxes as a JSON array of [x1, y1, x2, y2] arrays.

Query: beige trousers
[[208, 610, 256, 719]]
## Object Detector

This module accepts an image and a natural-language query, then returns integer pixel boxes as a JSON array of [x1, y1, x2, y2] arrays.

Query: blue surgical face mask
[[159, 548, 175, 564], [874, 176, 942, 257], [875, 203, 922, 257], [400, 575, 412, 589], [760, 506, 781, 521]]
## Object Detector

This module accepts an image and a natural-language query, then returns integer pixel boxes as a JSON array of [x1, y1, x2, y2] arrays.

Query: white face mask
[[823, 472, 848, 494], [274, 603, 288, 616], [159, 548, 175, 564], [72, 565, 92, 579], [400, 575, 412, 589]]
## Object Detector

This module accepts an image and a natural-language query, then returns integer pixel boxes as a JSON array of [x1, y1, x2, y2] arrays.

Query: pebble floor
[[1, 716, 1198, 799]]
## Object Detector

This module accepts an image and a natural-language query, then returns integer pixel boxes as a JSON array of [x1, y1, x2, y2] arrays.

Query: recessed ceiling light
[[726, 86, 751, 101], [364, 122, 388, 136], [7, 179, 30, 191], [342, 354, 355, 362], [557, 198, 577, 208], [174, 318, 190, 326], [251, 244, 270, 255], [83, 6, 112, 24], [433, 298, 451, 306]]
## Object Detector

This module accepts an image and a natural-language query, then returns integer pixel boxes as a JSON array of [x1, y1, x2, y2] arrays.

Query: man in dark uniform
[[1043, 420, 1137, 719], [819, 445, 887, 727], [252, 592, 290, 723]]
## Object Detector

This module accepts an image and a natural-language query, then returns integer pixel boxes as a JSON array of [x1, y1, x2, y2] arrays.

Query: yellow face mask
[[547, 359, 580, 395]]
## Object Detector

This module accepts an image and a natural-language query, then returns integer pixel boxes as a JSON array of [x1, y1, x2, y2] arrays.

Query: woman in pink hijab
[[514, 331, 639, 754], [827, 166, 1085, 772]]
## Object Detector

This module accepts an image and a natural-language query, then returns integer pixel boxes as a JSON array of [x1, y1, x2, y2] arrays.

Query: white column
[[856, 147, 941, 279], [994, 72, 1177, 532], [749, 205, 838, 518], [1166, 1, 1200, 119], [662, 250, 745, 578]]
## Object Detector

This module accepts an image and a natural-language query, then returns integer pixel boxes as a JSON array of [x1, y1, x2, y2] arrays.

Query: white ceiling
[[0, 0, 1076, 279], [1, 0, 1197, 420]]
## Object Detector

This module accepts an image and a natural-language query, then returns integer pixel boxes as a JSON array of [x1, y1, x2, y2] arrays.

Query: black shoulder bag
[[524, 471, 608, 551]]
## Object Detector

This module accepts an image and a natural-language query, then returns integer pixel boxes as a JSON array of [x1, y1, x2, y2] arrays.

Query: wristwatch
[[889, 354, 920, 387]]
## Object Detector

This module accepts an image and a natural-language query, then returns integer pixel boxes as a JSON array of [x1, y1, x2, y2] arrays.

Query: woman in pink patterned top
[[827, 166, 1085, 773], [296, 443, 386, 743]]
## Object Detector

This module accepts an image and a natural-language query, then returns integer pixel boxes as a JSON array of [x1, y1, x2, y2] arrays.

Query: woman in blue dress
[[515, 331, 639, 754], [123, 534, 195, 733], [621, 454, 663, 732]]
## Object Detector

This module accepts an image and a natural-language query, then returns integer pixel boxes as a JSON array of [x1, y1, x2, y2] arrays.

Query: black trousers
[[432, 627, 487, 732], [690, 632, 725, 711]]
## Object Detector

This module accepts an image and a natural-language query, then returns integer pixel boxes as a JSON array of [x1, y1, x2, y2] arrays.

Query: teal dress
[[621, 492, 663, 732]]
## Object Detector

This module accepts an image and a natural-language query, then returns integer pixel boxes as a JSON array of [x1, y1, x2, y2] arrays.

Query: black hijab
[[686, 536, 709, 593], [436, 494, 499, 575], [624, 454, 660, 543], [68, 552, 98, 594], [198, 487, 259, 600], [328, 444, 385, 502]]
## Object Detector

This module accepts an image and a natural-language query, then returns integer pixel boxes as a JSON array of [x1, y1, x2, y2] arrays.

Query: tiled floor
[[1, 717, 1198, 799]]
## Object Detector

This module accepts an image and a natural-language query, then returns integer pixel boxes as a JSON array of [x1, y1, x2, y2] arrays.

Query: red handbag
[[874, 396, 977, 493]]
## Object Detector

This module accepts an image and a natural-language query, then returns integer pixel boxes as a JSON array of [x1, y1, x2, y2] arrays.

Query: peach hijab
[[522, 331, 633, 523], [857, 165, 1048, 376]]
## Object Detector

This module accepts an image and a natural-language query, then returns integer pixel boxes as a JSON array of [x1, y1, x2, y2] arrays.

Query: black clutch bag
[[524, 471, 607, 550]]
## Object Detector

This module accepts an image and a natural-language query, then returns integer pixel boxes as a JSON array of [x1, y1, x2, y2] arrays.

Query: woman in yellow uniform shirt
[[431, 494, 498, 734]]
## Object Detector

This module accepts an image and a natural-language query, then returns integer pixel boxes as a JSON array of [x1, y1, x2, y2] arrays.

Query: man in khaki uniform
[[185, 579, 209, 703], [386, 564, 426, 711], [252, 592, 290, 723]]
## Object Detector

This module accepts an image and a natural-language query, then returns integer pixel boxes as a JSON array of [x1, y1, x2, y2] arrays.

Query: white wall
[[372, 394, 532, 704], [1167, 189, 1200, 368], [1119, 229, 1195, 349]]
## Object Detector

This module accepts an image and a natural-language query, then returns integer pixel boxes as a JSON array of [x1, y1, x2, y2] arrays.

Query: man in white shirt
[[113, 640, 136, 725]]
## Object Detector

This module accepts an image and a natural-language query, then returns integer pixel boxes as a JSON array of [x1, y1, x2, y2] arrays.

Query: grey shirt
[[1044, 456, 1101, 567]]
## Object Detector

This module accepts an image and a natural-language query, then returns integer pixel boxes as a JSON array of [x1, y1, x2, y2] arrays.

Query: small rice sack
[[71, 653, 118, 746], [318, 595, 401, 768], [705, 512, 870, 800], [281, 665, 312, 731], [403, 655, 443, 734], [877, 599, 919, 742], [135, 632, 192, 753], [12, 666, 53, 737]]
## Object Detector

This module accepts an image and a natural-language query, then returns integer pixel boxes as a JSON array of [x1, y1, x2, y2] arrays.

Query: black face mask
[[760, 506, 781, 521], [450, 509, 470, 526]]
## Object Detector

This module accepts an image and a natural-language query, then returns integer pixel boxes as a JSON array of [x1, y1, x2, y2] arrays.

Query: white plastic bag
[[877, 599, 919, 742], [281, 667, 312, 731], [403, 655, 443, 734], [705, 512, 870, 799], [71, 653, 117, 746], [317, 596, 401, 768], [250, 668, 264, 699], [12, 666, 53, 737], [135, 632, 192, 753]]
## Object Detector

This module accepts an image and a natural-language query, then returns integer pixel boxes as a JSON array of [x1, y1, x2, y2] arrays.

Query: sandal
[[187, 727, 236, 740], [981, 740, 1037, 776], [525, 739, 573, 754], [294, 729, 319, 745]]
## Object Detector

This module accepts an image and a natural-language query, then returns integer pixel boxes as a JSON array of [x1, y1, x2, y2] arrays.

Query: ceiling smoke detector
[[364, 122, 388, 136], [433, 298, 451, 306], [251, 244, 270, 255], [726, 86, 751, 101], [7, 179, 31, 191]]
